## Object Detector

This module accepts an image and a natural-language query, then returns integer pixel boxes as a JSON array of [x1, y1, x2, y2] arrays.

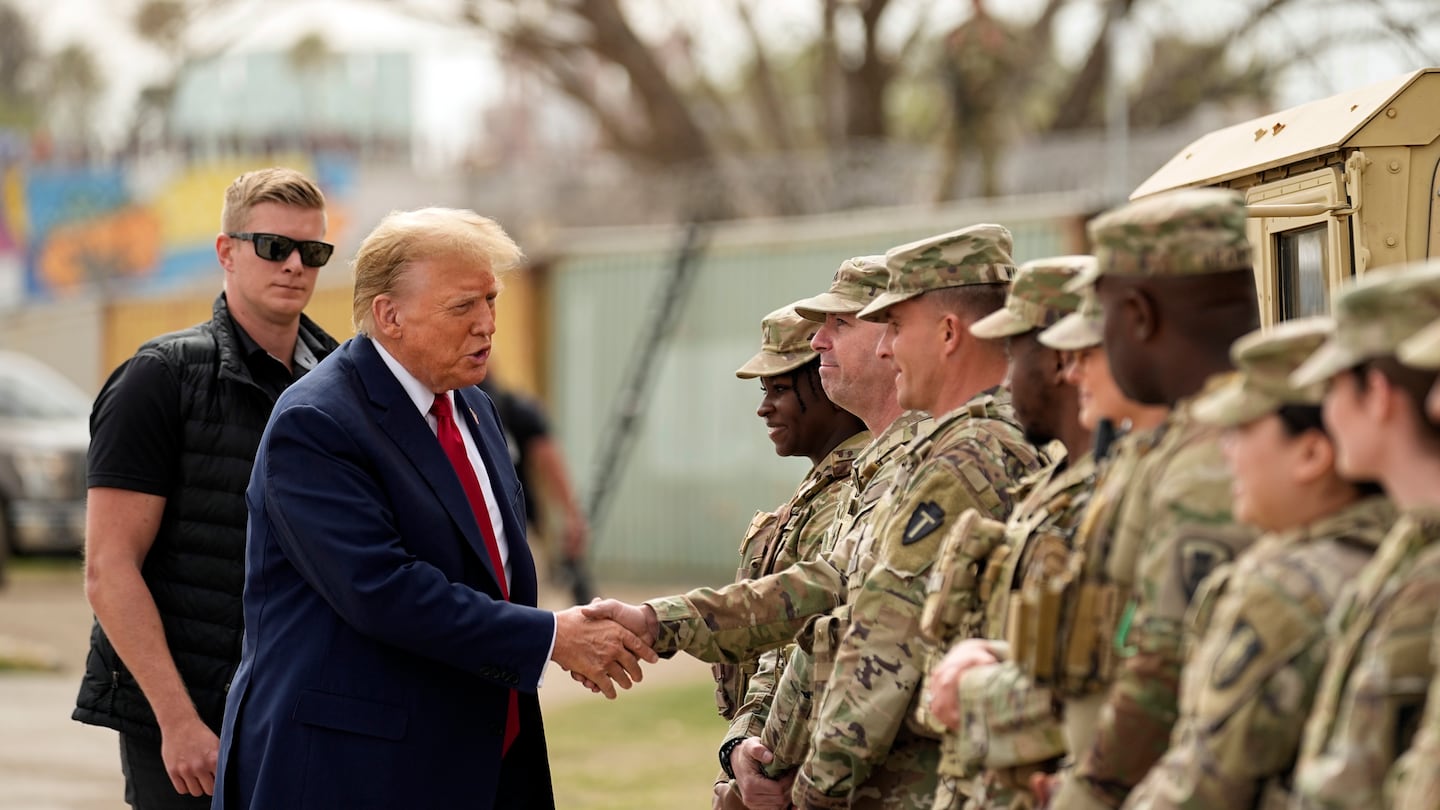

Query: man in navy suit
[[213, 207, 656, 809]]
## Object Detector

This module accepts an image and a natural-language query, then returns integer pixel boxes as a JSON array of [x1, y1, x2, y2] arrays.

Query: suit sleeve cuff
[[539, 612, 557, 687]]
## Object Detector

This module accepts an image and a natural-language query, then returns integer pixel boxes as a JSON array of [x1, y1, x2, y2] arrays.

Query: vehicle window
[[1276, 224, 1328, 320], [0, 363, 91, 419]]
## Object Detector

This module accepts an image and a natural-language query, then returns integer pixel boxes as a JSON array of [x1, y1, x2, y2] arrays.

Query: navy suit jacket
[[214, 336, 557, 810]]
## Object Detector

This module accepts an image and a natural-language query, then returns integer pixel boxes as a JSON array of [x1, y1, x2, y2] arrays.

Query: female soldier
[[713, 305, 867, 809]]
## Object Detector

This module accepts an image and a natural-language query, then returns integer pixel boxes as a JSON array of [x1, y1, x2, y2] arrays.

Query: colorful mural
[[0, 155, 355, 300]]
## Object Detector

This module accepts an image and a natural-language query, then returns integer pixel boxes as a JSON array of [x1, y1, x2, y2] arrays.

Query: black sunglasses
[[228, 232, 335, 268]]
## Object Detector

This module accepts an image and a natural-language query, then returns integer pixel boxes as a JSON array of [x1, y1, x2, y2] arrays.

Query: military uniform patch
[[904, 502, 946, 545], [1179, 538, 1231, 601], [1210, 620, 1263, 690]]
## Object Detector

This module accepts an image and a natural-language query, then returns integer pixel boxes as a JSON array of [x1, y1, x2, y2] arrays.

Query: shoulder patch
[[904, 501, 946, 545], [1211, 619, 1264, 690], [1179, 538, 1231, 602]]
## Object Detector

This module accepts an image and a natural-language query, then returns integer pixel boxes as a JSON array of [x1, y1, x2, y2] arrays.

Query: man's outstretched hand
[[581, 598, 659, 646], [566, 599, 662, 695], [552, 606, 658, 699]]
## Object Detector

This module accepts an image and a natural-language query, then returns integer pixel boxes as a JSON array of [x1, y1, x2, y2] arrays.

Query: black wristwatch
[[718, 736, 747, 780]]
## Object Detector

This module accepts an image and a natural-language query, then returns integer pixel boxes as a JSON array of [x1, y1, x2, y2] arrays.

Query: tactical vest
[[916, 452, 1095, 788], [1042, 426, 1164, 697]]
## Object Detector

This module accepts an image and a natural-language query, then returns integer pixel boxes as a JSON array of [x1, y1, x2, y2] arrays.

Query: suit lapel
[[456, 386, 539, 607], [350, 337, 506, 595]]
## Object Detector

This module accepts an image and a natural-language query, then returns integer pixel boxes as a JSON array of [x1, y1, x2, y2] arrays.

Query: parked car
[[0, 351, 90, 580]]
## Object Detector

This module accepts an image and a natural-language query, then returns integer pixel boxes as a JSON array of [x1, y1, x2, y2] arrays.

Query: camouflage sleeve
[[789, 486, 848, 567], [1071, 441, 1251, 808], [727, 646, 787, 743], [1126, 567, 1330, 810], [1293, 571, 1440, 810], [648, 555, 845, 662], [1386, 605, 1440, 809], [794, 458, 1000, 808]]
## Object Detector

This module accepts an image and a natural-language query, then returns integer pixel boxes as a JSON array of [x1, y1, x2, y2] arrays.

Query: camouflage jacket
[[753, 413, 936, 767], [647, 413, 933, 666], [1389, 528, 1440, 810], [991, 448, 1099, 677], [1045, 428, 1156, 697], [926, 451, 1098, 794], [1291, 508, 1440, 810], [716, 430, 870, 733], [1124, 495, 1394, 810], [1057, 399, 1257, 810], [792, 387, 1046, 810]]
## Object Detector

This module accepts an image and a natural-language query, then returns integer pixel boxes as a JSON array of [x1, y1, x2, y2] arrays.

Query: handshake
[[550, 599, 661, 698]]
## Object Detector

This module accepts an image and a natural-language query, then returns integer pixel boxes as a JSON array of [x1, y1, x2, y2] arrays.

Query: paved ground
[[0, 561, 712, 810]]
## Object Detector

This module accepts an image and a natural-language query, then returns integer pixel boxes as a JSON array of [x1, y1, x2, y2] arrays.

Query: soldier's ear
[[940, 311, 966, 355], [1123, 287, 1158, 342], [1048, 347, 1067, 383], [1290, 428, 1335, 487]]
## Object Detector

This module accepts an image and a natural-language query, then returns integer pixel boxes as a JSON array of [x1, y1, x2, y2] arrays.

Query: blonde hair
[[220, 167, 326, 233], [351, 207, 524, 335]]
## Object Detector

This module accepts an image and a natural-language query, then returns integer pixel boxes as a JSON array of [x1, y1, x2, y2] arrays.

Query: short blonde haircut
[[220, 167, 326, 233], [352, 207, 524, 335]]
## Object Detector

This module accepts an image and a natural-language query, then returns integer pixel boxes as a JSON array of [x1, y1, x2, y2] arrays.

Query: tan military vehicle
[[1133, 67, 1440, 325]]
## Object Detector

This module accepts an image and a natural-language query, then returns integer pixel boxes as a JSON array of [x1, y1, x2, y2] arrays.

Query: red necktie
[[431, 392, 520, 755]]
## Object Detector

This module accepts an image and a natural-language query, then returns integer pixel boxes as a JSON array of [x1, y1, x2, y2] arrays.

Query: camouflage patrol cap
[[1068, 188, 1252, 290], [1291, 260, 1440, 387], [1193, 317, 1332, 427], [1398, 316, 1440, 369], [1038, 286, 1103, 351], [971, 255, 1091, 339], [857, 223, 1018, 322], [735, 306, 819, 379], [792, 255, 889, 322]]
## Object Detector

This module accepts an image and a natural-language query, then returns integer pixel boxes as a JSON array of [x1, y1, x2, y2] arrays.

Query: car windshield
[[0, 359, 91, 420]]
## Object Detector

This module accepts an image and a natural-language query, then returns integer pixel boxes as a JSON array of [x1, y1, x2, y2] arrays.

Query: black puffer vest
[[73, 294, 339, 740]]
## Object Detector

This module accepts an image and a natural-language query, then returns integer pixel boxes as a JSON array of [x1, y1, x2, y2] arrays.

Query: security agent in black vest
[[73, 168, 339, 810]]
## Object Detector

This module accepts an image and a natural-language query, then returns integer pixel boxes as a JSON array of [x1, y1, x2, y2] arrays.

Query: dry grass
[[546, 679, 725, 809]]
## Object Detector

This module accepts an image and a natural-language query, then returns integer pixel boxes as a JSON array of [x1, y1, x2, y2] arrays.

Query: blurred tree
[[129, 0, 193, 151], [289, 32, 335, 144], [0, 1, 41, 130], [453, 0, 1440, 207], [42, 43, 106, 155], [123, 0, 1440, 210]]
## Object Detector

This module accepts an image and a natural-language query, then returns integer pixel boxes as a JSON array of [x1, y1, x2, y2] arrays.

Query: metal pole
[[1104, 11, 1130, 204]]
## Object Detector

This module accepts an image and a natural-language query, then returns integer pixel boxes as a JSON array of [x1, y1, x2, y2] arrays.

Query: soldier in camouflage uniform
[[1388, 299, 1440, 810], [772, 224, 1046, 809], [712, 306, 870, 808], [579, 257, 934, 808], [1124, 317, 1395, 810], [925, 272, 1168, 810], [1048, 188, 1262, 810], [728, 259, 935, 809], [964, 279, 1168, 809], [1283, 263, 1440, 810], [912, 256, 1093, 810]]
